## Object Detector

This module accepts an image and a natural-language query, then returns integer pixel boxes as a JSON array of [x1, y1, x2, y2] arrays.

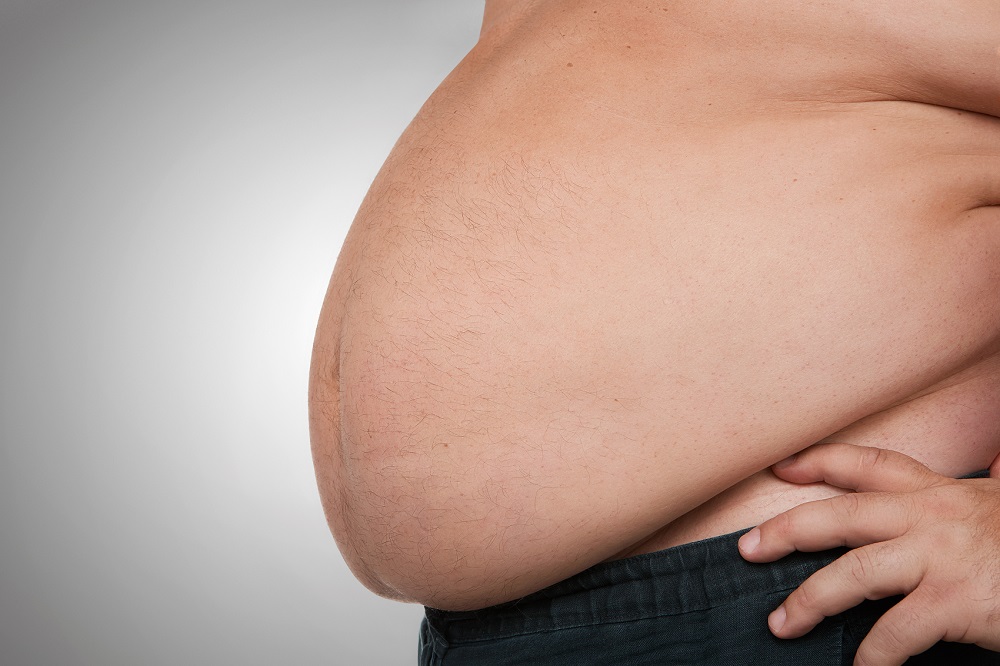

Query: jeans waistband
[[425, 527, 842, 644]]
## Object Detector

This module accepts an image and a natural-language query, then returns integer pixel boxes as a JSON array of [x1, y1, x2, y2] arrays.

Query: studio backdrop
[[0, 1, 482, 663]]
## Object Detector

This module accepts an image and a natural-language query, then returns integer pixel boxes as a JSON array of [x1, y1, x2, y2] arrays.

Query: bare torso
[[310, 0, 1000, 609]]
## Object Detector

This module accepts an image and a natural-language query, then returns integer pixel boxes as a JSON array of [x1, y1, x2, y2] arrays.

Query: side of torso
[[613, 354, 1000, 558]]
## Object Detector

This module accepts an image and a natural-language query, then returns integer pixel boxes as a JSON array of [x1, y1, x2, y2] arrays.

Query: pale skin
[[310, 0, 1000, 641]]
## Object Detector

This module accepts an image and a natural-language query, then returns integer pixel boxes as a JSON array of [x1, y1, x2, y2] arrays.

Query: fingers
[[853, 590, 946, 666], [771, 443, 944, 493], [767, 540, 923, 640], [740, 491, 916, 562]]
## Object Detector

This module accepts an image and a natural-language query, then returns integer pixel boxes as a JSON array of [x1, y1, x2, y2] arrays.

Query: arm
[[739, 443, 1000, 665]]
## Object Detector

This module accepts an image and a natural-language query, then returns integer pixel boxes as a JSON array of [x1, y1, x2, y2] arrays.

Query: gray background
[[0, 1, 483, 663]]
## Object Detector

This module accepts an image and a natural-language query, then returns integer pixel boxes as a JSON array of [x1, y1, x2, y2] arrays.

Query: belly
[[312, 0, 1000, 609]]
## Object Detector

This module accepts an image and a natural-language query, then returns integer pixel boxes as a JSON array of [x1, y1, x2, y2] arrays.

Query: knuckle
[[835, 491, 864, 520], [825, 493, 864, 544], [770, 506, 799, 539], [860, 445, 890, 475], [870, 622, 912, 660], [840, 545, 903, 599], [847, 554, 873, 588], [845, 547, 876, 582], [789, 578, 822, 613]]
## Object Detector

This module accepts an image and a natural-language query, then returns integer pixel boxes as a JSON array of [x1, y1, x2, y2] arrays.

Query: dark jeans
[[419, 472, 998, 665]]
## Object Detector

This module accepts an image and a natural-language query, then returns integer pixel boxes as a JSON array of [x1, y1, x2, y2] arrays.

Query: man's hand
[[737, 442, 1000, 666]]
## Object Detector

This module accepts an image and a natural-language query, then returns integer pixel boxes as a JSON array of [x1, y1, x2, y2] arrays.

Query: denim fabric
[[419, 471, 998, 665]]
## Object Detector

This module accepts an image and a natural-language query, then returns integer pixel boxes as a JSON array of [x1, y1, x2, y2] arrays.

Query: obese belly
[[313, 0, 1000, 609]]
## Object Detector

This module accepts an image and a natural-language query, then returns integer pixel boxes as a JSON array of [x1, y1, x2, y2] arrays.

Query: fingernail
[[769, 605, 787, 635], [738, 528, 760, 556]]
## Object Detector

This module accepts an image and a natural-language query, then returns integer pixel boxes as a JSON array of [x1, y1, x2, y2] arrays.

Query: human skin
[[309, 0, 1000, 611], [739, 443, 1000, 665]]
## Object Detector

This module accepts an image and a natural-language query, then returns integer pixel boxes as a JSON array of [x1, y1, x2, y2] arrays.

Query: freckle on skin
[[567, 62, 573, 68]]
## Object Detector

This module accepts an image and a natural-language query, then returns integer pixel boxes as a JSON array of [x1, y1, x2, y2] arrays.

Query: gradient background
[[0, 1, 483, 663]]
